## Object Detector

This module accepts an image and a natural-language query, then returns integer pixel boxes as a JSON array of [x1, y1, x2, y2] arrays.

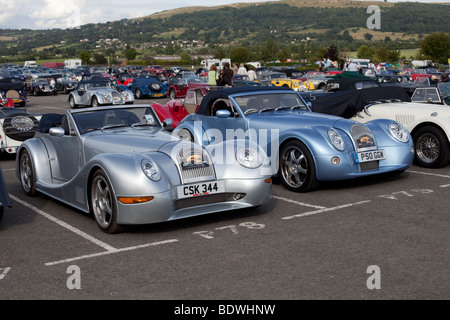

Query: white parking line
[[282, 200, 371, 220], [272, 195, 326, 209], [9, 194, 180, 266], [407, 170, 450, 179], [9, 194, 117, 252], [45, 239, 179, 266]]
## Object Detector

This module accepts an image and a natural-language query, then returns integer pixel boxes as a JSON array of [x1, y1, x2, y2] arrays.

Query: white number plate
[[177, 181, 225, 199], [355, 150, 385, 163]]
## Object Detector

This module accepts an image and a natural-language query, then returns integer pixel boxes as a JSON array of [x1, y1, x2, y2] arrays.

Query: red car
[[167, 76, 209, 100], [151, 87, 210, 129], [147, 65, 166, 75]]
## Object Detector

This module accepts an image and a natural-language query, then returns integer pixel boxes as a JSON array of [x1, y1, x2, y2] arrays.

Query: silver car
[[68, 80, 134, 108], [16, 104, 272, 233]]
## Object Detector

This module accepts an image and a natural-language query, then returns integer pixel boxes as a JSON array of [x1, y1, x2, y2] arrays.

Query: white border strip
[[407, 170, 450, 179]]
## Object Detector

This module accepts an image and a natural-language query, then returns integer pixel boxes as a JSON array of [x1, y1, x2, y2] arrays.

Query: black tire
[[91, 96, 99, 107], [69, 95, 77, 109], [90, 169, 124, 234], [136, 88, 143, 99], [19, 149, 37, 196], [177, 129, 194, 142], [3, 113, 39, 141], [63, 86, 69, 94], [169, 89, 176, 100], [413, 126, 450, 168], [278, 140, 318, 192], [0, 206, 3, 221]]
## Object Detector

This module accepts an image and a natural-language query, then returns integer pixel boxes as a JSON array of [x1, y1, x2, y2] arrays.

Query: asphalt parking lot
[[1, 93, 449, 303]]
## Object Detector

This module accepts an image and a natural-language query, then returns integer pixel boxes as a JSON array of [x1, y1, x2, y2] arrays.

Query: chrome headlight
[[389, 122, 409, 143], [236, 148, 262, 168], [141, 159, 161, 181], [328, 128, 345, 151]]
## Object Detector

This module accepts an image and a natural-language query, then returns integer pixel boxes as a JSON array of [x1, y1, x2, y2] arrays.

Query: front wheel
[[19, 149, 37, 196], [90, 169, 124, 234], [91, 96, 99, 107], [136, 89, 143, 99], [413, 126, 450, 168], [69, 95, 77, 109], [279, 140, 318, 192]]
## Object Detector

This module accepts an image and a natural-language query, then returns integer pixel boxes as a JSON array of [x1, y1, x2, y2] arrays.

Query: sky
[[0, 0, 448, 30]]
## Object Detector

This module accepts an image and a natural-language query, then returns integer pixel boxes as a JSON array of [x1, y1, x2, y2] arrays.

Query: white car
[[0, 105, 41, 154], [351, 99, 450, 168]]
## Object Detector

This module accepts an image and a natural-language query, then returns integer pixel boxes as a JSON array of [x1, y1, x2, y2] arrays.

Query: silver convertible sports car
[[173, 87, 415, 192], [68, 80, 135, 108], [16, 105, 272, 233]]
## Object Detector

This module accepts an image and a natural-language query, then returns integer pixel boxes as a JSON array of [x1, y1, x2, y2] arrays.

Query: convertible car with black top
[[173, 86, 414, 192], [16, 104, 272, 233]]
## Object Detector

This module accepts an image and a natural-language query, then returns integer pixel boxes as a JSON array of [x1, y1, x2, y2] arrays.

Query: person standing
[[208, 64, 219, 85], [222, 62, 234, 87], [232, 63, 239, 75], [238, 63, 248, 75], [247, 66, 257, 81]]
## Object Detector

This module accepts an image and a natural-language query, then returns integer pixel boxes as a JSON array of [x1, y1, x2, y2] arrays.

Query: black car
[[28, 78, 56, 96], [232, 75, 260, 87], [0, 78, 28, 107]]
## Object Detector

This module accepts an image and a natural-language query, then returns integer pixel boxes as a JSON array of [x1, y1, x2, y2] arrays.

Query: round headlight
[[141, 159, 161, 181], [236, 148, 262, 168], [389, 122, 409, 143], [328, 128, 345, 151]]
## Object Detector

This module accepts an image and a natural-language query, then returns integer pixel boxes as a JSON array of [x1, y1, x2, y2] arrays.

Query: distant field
[[348, 48, 420, 59]]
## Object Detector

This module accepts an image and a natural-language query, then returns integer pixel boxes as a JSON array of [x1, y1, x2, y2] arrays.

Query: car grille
[[350, 124, 379, 172], [175, 145, 216, 184], [44, 85, 51, 91], [174, 193, 239, 210]]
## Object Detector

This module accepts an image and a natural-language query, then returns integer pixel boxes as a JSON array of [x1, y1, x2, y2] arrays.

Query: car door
[[76, 83, 90, 105], [41, 116, 83, 182], [201, 99, 248, 144]]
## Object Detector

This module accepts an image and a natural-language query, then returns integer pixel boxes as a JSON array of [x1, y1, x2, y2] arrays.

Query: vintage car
[[0, 78, 28, 107], [16, 104, 272, 233], [409, 82, 450, 105], [0, 165, 11, 221], [68, 80, 135, 108], [173, 87, 414, 193], [270, 78, 313, 92], [28, 78, 56, 96], [304, 72, 333, 91], [232, 75, 260, 87], [310, 85, 448, 168], [128, 77, 168, 99], [1, 106, 41, 154], [326, 71, 380, 92], [167, 76, 209, 100], [147, 65, 166, 76]]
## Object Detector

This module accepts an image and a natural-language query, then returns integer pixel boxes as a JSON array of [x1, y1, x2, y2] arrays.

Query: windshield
[[72, 107, 161, 134], [86, 82, 111, 89], [233, 92, 309, 114], [438, 83, 450, 96]]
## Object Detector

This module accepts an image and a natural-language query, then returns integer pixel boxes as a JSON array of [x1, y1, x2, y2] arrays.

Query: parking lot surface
[[1, 94, 449, 301]]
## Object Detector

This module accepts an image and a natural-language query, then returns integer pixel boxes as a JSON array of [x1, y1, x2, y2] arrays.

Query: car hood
[[87, 88, 118, 94], [83, 127, 180, 156], [247, 110, 355, 130]]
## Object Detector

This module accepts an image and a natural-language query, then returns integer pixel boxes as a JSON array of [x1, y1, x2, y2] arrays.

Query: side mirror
[[216, 109, 231, 118], [162, 118, 173, 128], [49, 127, 65, 137]]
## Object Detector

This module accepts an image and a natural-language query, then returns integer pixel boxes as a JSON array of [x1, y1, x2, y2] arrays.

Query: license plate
[[355, 150, 385, 163], [177, 181, 224, 199], [13, 99, 21, 103], [153, 93, 163, 97]]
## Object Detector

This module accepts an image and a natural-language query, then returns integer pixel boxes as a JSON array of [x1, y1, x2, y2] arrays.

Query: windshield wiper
[[101, 123, 127, 131], [131, 122, 154, 128]]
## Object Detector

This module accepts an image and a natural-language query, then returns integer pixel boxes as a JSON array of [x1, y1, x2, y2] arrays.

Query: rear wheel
[[169, 89, 176, 100], [90, 169, 124, 234], [279, 140, 318, 192], [413, 126, 450, 168], [19, 149, 37, 196], [136, 88, 143, 99]]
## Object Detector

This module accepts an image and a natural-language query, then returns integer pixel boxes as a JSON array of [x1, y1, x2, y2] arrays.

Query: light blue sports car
[[173, 86, 415, 192]]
